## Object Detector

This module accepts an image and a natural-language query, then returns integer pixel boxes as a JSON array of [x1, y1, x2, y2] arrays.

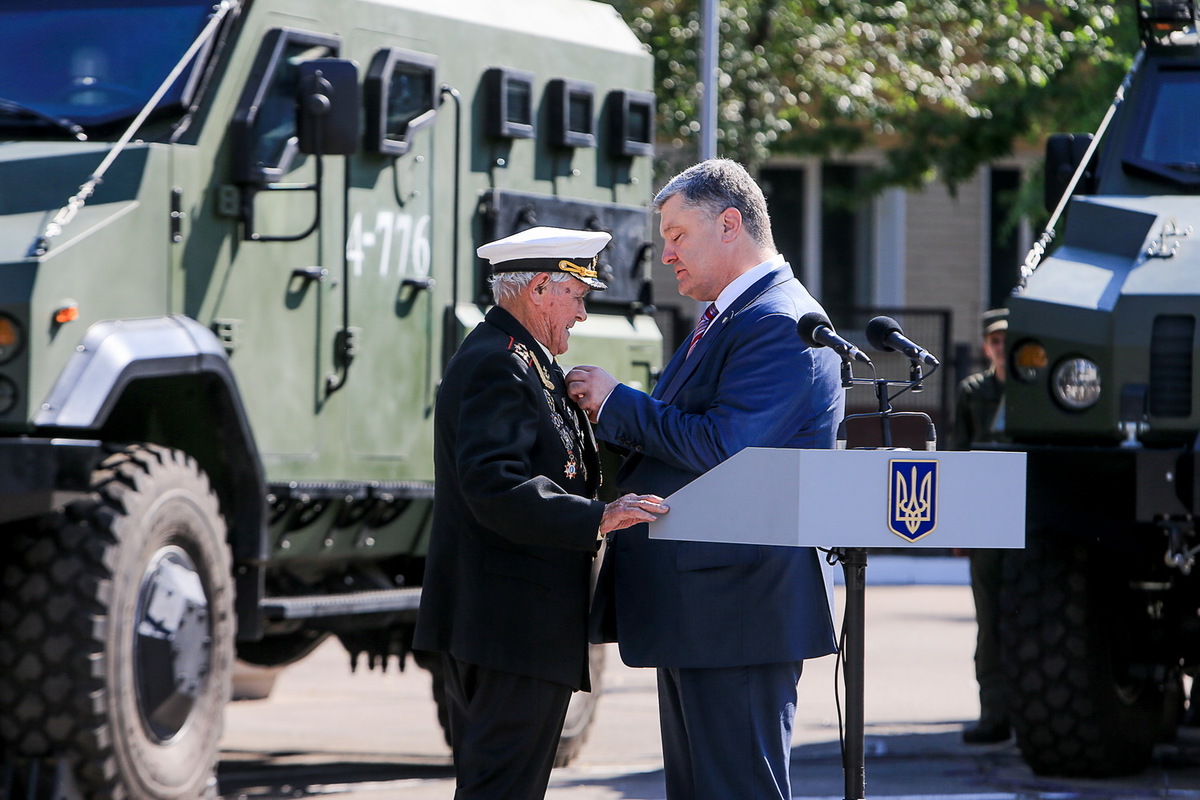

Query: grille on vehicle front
[[1148, 314, 1195, 418]]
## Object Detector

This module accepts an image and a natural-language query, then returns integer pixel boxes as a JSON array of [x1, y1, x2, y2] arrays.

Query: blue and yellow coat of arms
[[888, 459, 938, 542]]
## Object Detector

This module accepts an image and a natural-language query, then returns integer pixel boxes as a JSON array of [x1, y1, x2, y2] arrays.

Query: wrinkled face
[[531, 276, 590, 356], [658, 194, 729, 302]]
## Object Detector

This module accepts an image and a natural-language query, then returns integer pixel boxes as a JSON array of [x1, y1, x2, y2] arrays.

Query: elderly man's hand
[[565, 365, 618, 423], [600, 493, 669, 535]]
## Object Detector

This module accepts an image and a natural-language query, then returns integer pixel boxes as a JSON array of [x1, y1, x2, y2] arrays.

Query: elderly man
[[413, 226, 667, 800], [568, 160, 844, 800]]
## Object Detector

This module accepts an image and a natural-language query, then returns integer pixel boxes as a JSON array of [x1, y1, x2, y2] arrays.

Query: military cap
[[982, 307, 1008, 336], [477, 226, 610, 290]]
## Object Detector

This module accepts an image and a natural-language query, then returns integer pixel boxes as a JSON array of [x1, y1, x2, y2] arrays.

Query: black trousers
[[969, 549, 1008, 722], [440, 653, 573, 800]]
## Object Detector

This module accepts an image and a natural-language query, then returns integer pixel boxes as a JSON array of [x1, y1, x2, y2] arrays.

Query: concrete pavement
[[219, 582, 1200, 799]]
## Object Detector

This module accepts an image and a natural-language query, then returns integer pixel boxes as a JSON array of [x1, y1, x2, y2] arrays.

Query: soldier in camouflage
[[952, 307, 1011, 744]]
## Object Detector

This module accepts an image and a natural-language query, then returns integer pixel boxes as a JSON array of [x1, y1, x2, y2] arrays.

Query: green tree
[[611, 0, 1139, 191]]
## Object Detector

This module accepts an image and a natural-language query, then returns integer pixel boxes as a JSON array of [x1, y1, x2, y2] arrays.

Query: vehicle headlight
[[1012, 341, 1047, 383], [1052, 357, 1101, 410], [0, 314, 24, 364]]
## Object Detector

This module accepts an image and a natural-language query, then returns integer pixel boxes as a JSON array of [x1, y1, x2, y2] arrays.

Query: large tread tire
[[0, 444, 234, 800], [417, 643, 605, 768], [999, 536, 1164, 777], [553, 644, 605, 768]]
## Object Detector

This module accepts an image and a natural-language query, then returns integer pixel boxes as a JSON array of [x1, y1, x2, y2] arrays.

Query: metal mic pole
[[833, 337, 941, 799], [874, 377, 892, 448], [841, 546, 868, 800]]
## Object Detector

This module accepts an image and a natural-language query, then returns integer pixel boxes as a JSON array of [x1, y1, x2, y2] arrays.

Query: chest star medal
[[564, 453, 578, 480]]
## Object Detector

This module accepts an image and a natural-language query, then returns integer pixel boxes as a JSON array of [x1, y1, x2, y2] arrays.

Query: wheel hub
[[134, 546, 211, 742]]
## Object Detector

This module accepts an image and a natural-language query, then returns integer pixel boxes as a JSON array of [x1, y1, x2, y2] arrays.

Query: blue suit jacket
[[590, 264, 843, 668]]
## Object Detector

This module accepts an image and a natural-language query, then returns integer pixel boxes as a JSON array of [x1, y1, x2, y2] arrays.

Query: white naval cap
[[477, 226, 611, 290]]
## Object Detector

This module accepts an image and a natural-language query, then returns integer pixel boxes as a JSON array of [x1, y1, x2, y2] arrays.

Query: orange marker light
[[54, 304, 79, 324]]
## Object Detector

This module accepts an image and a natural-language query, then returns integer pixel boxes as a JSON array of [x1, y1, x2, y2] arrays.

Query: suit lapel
[[655, 266, 792, 404], [657, 309, 730, 403]]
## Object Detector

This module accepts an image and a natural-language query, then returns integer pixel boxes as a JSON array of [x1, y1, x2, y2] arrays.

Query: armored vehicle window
[[232, 29, 339, 183], [547, 79, 596, 149], [365, 48, 438, 156], [484, 67, 536, 140], [606, 89, 655, 158], [0, 0, 216, 134], [1124, 65, 1200, 186]]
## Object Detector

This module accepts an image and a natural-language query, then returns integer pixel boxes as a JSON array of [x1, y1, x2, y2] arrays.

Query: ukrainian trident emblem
[[888, 459, 938, 542]]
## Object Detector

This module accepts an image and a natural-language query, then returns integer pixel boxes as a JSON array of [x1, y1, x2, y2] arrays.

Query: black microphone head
[[796, 311, 832, 348], [865, 315, 902, 352]]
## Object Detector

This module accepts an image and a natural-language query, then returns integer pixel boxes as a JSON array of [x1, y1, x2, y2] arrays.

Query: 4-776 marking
[[346, 210, 431, 280]]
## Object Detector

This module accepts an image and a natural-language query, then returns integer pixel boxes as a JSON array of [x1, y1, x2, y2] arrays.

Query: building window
[[819, 163, 875, 316], [758, 166, 806, 278], [760, 162, 881, 314], [988, 166, 1024, 308]]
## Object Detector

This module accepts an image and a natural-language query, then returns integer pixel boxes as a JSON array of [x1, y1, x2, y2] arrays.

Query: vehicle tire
[[416, 643, 605, 766], [553, 644, 606, 767], [0, 444, 234, 800], [999, 535, 1164, 777]]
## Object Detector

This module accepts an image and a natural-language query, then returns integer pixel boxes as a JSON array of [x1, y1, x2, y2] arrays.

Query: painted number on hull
[[347, 211, 431, 280]]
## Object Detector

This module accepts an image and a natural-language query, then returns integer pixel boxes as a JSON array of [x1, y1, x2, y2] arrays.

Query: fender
[[37, 316, 231, 428], [35, 314, 268, 638]]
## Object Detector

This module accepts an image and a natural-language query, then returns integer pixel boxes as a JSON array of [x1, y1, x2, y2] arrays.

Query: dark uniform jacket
[[950, 368, 1006, 451], [414, 305, 604, 690]]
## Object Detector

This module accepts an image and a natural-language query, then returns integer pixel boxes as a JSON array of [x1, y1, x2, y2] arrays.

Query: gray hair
[[652, 158, 775, 250], [488, 270, 573, 304]]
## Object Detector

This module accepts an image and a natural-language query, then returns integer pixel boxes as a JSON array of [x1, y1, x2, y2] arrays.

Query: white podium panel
[[649, 448, 1025, 549]]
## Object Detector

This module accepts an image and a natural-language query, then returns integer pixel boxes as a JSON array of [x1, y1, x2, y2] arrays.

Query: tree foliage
[[610, 0, 1140, 191]]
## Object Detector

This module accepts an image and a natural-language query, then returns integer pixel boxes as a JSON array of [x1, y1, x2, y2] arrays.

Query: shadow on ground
[[218, 727, 1200, 799]]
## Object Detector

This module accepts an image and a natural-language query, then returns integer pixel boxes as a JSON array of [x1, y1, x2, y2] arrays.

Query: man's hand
[[565, 365, 619, 423], [600, 493, 669, 535]]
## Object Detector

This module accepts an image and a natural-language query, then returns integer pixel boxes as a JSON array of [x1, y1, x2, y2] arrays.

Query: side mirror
[[298, 58, 360, 156], [1044, 133, 1095, 213]]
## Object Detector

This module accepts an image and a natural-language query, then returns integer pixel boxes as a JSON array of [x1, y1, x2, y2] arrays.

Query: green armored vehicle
[[0, 1, 661, 797], [998, 0, 1200, 778]]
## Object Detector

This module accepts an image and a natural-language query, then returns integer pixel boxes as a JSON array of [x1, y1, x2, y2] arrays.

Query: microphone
[[865, 316, 940, 366], [797, 311, 871, 364]]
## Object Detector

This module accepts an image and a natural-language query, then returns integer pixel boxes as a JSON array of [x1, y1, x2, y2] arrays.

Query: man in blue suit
[[567, 159, 844, 800]]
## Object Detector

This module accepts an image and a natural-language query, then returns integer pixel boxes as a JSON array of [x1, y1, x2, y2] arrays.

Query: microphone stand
[[830, 357, 939, 800]]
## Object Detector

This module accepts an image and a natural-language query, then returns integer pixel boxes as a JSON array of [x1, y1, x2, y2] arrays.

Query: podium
[[651, 448, 1026, 549], [649, 447, 1026, 799]]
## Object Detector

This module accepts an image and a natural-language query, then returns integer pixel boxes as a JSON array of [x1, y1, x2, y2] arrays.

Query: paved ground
[[218, 582, 1200, 799]]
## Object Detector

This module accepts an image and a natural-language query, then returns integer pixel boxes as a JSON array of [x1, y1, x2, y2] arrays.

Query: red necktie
[[686, 304, 718, 358]]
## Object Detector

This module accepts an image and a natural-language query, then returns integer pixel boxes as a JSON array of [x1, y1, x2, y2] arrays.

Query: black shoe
[[962, 718, 1011, 744]]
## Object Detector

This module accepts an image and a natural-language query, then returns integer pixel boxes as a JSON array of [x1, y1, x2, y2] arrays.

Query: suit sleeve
[[597, 311, 841, 474], [453, 349, 604, 551]]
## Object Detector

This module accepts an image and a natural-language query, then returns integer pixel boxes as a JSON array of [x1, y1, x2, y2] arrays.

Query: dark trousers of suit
[[657, 660, 804, 800], [440, 653, 572, 800]]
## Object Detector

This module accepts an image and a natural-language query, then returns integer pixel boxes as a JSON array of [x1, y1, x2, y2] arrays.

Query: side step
[[261, 587, 422, 620]]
